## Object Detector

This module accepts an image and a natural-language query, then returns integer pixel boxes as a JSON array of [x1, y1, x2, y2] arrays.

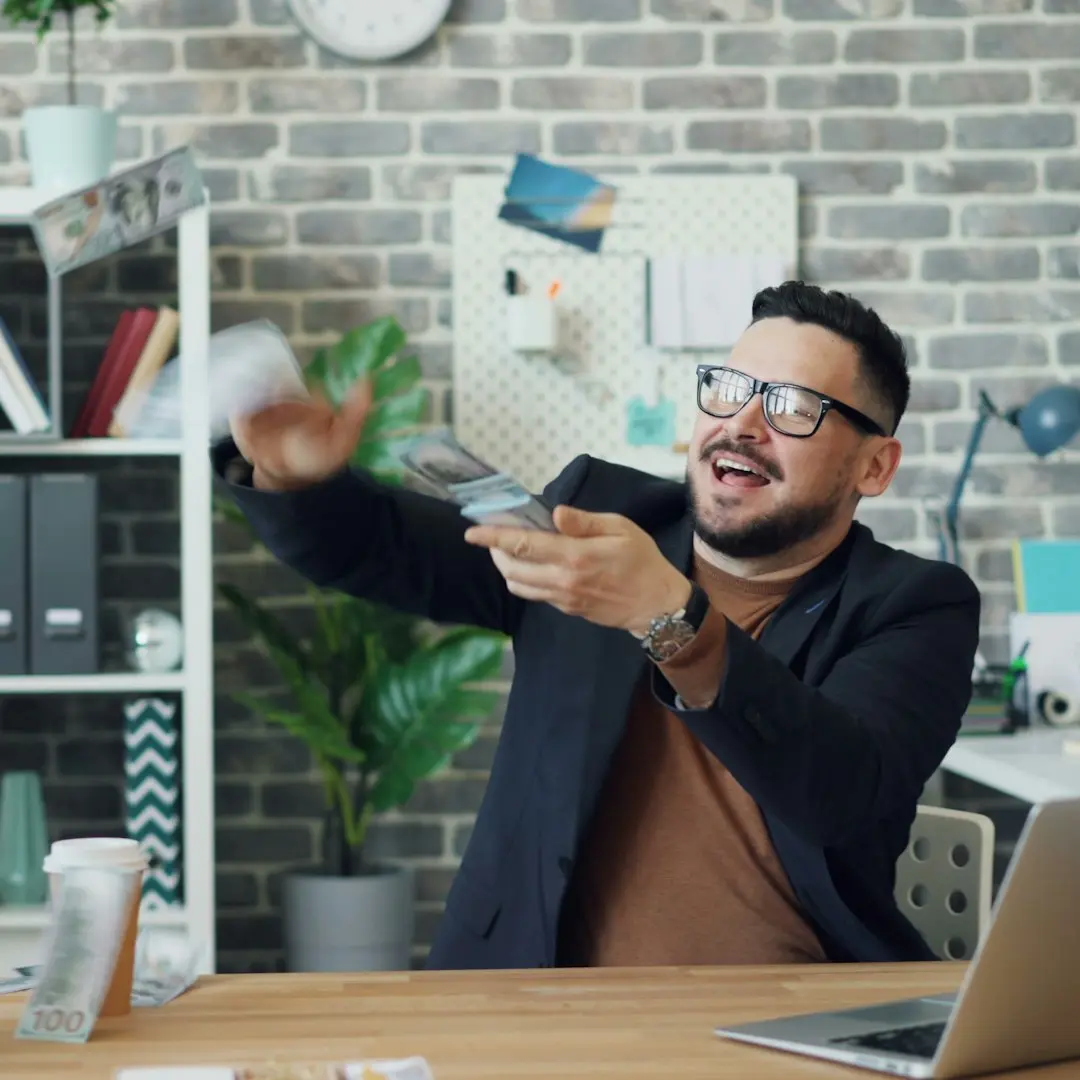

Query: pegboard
[[451, 174, 798, 493]]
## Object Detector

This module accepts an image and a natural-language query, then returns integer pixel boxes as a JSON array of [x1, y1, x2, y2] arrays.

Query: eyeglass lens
[[700, 368, 822, 436]]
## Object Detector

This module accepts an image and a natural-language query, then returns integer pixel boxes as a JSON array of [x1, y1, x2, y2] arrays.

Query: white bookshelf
[[0, 186, 216, 976]]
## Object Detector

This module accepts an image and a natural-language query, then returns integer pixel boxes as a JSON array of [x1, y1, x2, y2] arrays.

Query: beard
[[687, 470, 848, 560]]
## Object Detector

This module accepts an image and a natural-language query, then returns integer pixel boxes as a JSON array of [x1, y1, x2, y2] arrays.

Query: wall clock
[[288, 0, 454, 62]]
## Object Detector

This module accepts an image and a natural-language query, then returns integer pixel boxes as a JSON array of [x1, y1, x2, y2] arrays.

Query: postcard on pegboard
[[497, 154, 615, 254]]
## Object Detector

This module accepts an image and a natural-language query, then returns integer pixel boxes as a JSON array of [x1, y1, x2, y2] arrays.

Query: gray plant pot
[[282, 865, 414, 972]]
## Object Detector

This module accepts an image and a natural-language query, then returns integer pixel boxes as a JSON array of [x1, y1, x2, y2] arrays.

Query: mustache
[[699, 439, 783, 481]]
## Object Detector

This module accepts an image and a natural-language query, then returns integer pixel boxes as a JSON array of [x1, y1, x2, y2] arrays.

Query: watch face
[[646, 620, 697, 662], [288, 0, 453, 61]]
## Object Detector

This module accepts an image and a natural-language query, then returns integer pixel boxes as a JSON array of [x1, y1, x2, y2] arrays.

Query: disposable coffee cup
[[43, 837, 147, 1017]]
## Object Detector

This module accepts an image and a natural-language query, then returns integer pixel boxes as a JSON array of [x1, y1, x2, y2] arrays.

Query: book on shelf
[[69, 305, 179, 439], [0, 314, 50, 434]]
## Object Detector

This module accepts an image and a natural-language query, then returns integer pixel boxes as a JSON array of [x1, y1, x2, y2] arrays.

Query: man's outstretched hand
[[464, 504, 692, 635], [229, 380, 372, 491]]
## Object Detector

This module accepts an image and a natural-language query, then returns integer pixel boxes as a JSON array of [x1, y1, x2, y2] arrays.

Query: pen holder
[[507, 295, 559, 353]]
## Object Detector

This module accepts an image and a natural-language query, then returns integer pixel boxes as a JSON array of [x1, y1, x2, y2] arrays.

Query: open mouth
[[711, 455, 772, 489]]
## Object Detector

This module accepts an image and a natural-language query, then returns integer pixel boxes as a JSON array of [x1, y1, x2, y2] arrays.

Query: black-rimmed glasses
[[695, 365, 886, 439]]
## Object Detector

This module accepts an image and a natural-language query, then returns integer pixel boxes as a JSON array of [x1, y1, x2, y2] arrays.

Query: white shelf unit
[[0, 187, 216, 976]]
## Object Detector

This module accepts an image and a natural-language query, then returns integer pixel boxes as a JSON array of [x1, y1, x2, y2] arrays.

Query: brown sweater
[[558, 552, 826, 967]]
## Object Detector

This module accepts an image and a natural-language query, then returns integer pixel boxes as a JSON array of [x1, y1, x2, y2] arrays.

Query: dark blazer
[[214, 443, 982, 969]]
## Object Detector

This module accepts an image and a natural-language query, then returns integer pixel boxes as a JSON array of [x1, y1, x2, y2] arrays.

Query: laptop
[[715, 796, 1080, 1079]]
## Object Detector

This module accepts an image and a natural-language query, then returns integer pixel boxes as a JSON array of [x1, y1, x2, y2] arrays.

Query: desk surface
[[2, 964, 1078, 1079], [942, 728, 1080, 804]]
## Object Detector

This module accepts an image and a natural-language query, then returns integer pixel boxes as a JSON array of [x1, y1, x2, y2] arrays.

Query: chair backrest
[[895, 805, 995, 961]]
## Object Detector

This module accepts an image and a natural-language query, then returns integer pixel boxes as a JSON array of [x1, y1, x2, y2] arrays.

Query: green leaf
[[372, 353, 421, 403], [235, 694, 365, 766], [361, 384, 427, 442], [218, 583, 310, 681]]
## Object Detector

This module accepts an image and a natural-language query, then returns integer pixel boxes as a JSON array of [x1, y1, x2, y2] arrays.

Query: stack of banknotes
[[116, 1059, 435, 1080]]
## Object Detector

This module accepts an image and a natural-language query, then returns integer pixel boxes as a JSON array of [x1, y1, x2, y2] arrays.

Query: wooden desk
[[0, 963, 1074, 1079]]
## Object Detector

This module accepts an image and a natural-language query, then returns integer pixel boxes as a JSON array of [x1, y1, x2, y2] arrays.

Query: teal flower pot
[[0, 771, 49, 905]]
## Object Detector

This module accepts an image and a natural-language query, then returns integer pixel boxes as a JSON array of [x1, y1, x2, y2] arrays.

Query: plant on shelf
[[217, 316, 506, 972], [3, 0, 122, 191]]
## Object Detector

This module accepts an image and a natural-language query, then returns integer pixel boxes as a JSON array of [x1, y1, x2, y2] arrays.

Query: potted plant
[[2, 0, 120, 192], [218, 316, 506, 972]]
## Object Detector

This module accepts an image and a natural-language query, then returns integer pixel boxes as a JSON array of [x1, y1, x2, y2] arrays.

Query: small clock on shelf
[[288, 0, 454, 62]]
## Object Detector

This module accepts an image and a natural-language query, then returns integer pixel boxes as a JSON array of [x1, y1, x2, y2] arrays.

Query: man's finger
[[489, 549, 567, 590], [464, 525, 570, 562], [553, 505, 624, 538], [328, 378, 372, 461]]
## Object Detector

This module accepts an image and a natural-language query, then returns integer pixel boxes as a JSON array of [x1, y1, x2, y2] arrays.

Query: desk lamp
[[939, 383, 1080, 565]]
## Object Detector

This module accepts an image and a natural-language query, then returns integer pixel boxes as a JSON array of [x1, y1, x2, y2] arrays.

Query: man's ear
[[855, 436, 902, 498]]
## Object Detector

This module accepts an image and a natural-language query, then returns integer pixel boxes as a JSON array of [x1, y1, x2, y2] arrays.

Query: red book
[[83, 307, 159, 438]]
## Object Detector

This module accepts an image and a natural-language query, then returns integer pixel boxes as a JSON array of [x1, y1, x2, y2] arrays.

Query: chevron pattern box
[[124, 697, 182, 911]]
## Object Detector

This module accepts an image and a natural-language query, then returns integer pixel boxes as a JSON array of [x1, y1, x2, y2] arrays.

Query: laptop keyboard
[[831, 1021, 947, 1059]]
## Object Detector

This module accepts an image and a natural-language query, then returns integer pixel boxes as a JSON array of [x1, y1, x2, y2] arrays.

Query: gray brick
[[802, 247, 910, 282], [203, 168, 242, 203], [289, 121, 410, 158], [377, 76, 500, 111], [184, 34, 305, 69], [249, 77, 366, 113], [303, 299, 430, 336], [911, 72, 1030, 107], [687, 118, 811, 152], [421, 121, 541, 154], [296, 209, 423, 246], [1061, 331, 1080, 365], [449, 32, 571, 67], [1046, 157, 1080, 190], [777, 74, 898, 110], [715, 30, 835, 65], [1039, 68, 1080, 103], [152, 122, 277, 159], [433, 210, 453, 244], [1055, 504, 1080, 535], [413, 343, 453, 379], [583, 31, 702, 66], [0, 83, 105, 114], [955, 113, 1074, 150], [915, 160, 1036, 195], [782, 160, 902, 195], [934, 419, 1025, 456], [800, 202, 818, 240], [0, 130, 11, 163], [961, 203, 1080, 238], [820, 117, 947, 152], [1046, 0, 1080, 10], [253, 164, 372, 202], [923, 247, 1039, 283], [846, 29, 964, 63], [854, 506, 917, 543], [964, 290, 1080, 323], [1049, 247, 1080, 280], [914, 0, 1032, 11], [49, 39, 174, 74], [976, 23, 1080, 59], [207, 235, 289, 284], [388, 252, 452, 289], [117, 125, 146, 160], [253, 254, 381, 292], [960, 508, 1044, 542], [852, 290, 955, 327], [908, 379, 962, 412], [117, 0, 238, 27], [515, 76, 635, 110], [554, 122, 673, 155], [643, 75, 766, 110], [654, 0, 773, 16], [518, 0, 640, 18], [448, 0, 507, 20], [382, 164, 501, 201], [116, 80, 238, 116], [829, 205, 950, 240], [783, 0, 904, 16], [929, 334, 1048, 370], [0, 41, 36, 74], [250, 0, 288, 23]]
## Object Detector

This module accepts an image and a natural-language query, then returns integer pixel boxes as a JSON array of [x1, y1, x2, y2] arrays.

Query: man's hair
[[750, 280, 910, 435]]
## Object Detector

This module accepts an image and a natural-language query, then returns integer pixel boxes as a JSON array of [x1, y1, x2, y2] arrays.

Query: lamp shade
[[1012, 384, 1080, 457]]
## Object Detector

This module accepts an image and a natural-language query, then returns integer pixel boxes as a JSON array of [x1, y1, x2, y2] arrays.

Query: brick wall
[[2, 0, 1078, 970]]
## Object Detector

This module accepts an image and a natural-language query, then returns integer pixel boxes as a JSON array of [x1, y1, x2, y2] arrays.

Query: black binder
[[0, 474, 28, 675], [29, 473, 99, 675]]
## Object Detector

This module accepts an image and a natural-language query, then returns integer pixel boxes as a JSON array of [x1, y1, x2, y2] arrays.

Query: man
[[215, 281, 980, 970]]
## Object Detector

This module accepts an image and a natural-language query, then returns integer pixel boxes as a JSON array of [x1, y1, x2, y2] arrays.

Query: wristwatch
[[637, 582, 710, 662]]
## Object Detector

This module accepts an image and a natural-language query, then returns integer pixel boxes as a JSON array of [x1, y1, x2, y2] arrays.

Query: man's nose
[[720, 394, 771, 443]]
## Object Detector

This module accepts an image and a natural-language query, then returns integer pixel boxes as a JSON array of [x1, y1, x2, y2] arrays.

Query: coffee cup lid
[[43, 836, 147, 873]]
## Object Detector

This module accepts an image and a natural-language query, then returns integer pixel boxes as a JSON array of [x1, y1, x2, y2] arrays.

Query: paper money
[[398, 429, 556, 532], [130, 926, 205, 1008], [115, 1058, 436, 1080], [0, 972, 35, 995], [30, 146, 207, 277], [16, 867, 138, 1043]]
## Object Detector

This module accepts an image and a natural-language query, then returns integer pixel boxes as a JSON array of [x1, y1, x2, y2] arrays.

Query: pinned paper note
[[626, 395, 676, 447]]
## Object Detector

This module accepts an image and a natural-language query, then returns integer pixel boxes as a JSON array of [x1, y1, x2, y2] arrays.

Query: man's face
[[686, 316, 897, 560]]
